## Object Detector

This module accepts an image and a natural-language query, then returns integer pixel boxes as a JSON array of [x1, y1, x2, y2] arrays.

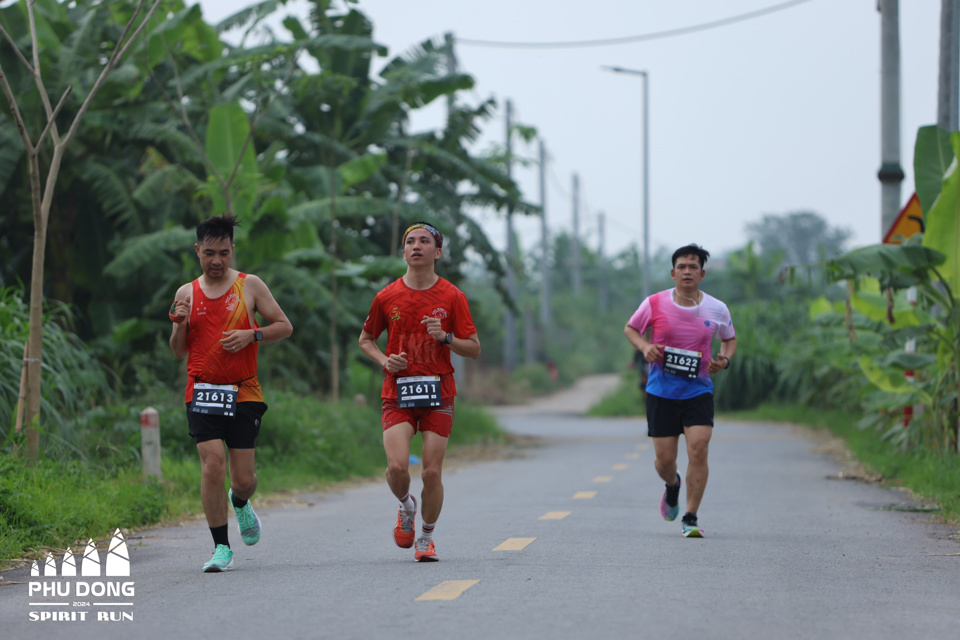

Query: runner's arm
[[717, 337, 737, 368], [359, 329, 407, 373], [447, 332, 481, 359], [169, 284, 191, 359], [247, 274, 294, 344], [624, 324, 663, 363]]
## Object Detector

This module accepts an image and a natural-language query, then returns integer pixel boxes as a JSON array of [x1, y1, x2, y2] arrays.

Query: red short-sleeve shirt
[[363, 277, 477, 400]]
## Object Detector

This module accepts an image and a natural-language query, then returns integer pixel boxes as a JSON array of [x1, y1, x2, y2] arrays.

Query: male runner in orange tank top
[[359, 222, 481, 562], [169, 214, 293, 573]]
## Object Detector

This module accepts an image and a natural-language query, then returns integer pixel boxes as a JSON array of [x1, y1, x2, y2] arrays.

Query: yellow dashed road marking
[[593, 476, 613, 483], [612, 464, 629, 470], [636, 443, 649, 450], [625, 453, 640, 460], [539, 511, 571, 520], [415, 580, 480, 601], [573, 491, 597, 499], [494, 537, 536, 551]]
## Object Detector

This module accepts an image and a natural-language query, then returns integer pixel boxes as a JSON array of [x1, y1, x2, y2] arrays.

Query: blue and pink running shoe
[[660, 473, 681, 521], [681, 512, 704, 538]]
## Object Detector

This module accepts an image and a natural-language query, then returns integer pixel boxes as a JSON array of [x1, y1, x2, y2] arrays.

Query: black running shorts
[[186, 401, 267, 449], [645, 393, 713, 438]]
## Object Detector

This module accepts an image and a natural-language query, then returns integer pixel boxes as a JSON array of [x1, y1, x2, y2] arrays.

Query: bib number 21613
[[191, 382, 239, 417], [397, 375, 441, 409]]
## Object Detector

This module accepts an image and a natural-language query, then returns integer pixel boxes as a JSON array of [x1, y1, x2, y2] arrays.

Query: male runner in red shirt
[[359, 222, 481, 561], [169, 214, 293, 572]]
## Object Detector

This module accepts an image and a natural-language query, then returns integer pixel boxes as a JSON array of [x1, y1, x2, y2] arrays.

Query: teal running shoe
[[230, 489, 261, 545], [660, 473, 681, 521], [681, 513, 703, 538], [202, 544, 234, 573]]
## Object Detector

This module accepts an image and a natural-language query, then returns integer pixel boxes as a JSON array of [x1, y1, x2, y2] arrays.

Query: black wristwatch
[[720, 355, 730, 369], [254, 330, 264, 343], [444, 332, 454, 344]]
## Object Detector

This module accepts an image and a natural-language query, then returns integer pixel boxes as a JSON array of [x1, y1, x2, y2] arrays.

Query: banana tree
[[0, 0, 166, 459]]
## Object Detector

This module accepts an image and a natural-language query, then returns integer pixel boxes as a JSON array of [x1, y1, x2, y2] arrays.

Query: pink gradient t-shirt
[[627, 289, 736, 400]]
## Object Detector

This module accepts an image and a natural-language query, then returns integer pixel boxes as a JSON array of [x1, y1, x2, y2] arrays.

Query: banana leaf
[[921, 131, 960, 297]]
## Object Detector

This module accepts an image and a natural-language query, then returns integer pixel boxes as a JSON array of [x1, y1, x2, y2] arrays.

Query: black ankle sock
[[231, 493, 248, 509], [211, 525, 230, 548], [682, 512, 697, 524]]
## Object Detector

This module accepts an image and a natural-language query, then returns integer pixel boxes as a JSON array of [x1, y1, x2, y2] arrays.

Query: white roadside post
[[139, 407, 162, 483]]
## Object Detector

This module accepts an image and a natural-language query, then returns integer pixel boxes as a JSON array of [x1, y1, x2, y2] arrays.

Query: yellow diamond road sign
[[883, 192, 923, 244]]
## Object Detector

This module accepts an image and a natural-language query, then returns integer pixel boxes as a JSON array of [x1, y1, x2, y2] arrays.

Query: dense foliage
[[4, 0, 957, 463]]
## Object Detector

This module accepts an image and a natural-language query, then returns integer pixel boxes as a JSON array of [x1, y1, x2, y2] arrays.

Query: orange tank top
[[183, 273, 263, 403]]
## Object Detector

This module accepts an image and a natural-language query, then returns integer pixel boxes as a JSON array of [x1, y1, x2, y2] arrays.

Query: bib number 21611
[[191, 382, 238, 417], [397, 375, 442, 409]]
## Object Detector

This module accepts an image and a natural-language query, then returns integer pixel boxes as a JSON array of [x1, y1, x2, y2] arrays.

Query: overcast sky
[[197, 0, 945, 260]]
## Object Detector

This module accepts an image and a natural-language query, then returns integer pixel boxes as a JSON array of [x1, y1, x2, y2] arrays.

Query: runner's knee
[[231, 474, 257, 495], [201, 457, 225, 480], [420, 464, 443, 488], [386, 459, 409, 479], [687, 439, 709, 463]]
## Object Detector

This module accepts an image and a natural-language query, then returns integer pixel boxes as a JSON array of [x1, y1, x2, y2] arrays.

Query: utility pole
[[444, 31, 460, 261], [571, 173, 582, 295], [539, 139, 552, 344], [938, 0, 960, 130], [445, 32, 466, 387], [524, 306, 536, 365], [598, 212, 608, 311], [602, 66, 650, 299], [503, 99, 518, 371], [878, 0, 904, 238]]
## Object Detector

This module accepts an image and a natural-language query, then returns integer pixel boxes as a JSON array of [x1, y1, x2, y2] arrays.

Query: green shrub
[[509, 364, 562, 397], [587, 374, 645, 417]]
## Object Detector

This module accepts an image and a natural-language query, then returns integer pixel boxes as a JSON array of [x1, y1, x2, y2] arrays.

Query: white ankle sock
[[421, 522, 436, 541]]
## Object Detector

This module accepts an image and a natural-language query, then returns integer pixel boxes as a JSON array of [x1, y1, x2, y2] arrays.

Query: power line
[[456, 0, 814, 50]]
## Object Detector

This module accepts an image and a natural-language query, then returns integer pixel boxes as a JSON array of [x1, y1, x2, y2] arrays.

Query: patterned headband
[[402, 223, 443, 249]]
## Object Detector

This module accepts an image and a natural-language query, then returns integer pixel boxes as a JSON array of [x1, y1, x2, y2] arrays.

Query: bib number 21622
[[397, 375, 441, 409], [663, 346, 702, 379]]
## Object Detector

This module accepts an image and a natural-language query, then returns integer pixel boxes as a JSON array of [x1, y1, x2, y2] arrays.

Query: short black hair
[[672, 244, 710, 268], [196, 214, 239, 245]]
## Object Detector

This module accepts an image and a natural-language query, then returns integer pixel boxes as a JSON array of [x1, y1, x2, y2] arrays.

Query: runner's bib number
[[397, 375, 442, 409], [191, 382, 239, 417], [663, 347, 702, 379]]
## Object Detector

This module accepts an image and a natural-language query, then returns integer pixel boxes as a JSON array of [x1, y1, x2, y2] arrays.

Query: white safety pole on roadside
[[139, 407, 162, 483]]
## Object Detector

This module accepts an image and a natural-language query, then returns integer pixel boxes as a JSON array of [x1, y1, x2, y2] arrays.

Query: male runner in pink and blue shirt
[[624, 244, 737, 537]]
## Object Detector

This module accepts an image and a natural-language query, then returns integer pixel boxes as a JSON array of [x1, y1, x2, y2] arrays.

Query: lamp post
[[602, 66, 650, 299]]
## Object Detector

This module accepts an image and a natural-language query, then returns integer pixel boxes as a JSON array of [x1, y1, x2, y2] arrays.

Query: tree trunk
[[24, 156, 48, 461], [329, 165, 340, 402]]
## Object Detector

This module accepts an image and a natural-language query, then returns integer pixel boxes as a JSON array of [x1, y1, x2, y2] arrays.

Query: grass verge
[[0, 393, 504, 569]]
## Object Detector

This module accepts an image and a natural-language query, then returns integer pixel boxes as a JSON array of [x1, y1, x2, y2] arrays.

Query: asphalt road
[[2, 375, 958, 639]]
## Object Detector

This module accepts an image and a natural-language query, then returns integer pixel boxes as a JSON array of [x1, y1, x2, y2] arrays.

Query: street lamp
[[602, 65, 650, 299]]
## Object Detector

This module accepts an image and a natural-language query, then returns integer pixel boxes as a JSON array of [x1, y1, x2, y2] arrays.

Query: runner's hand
[[384, 352, 408, 373], [643, 343, 664, 363], [220, 330, 250, 354], [169, 295, 191, 324], [421, 316, 446, 341], [708, 354, 727, 374]]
